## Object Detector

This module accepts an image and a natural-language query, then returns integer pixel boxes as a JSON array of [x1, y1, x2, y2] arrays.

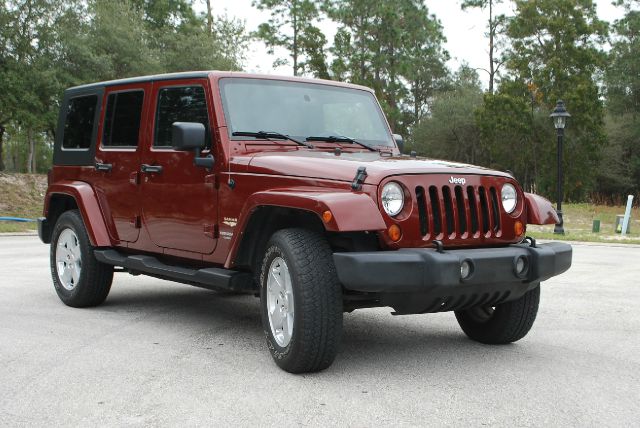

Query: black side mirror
[[171, 122, 214, 169], [393, 134, 404, 153], [172, 122, 205, 150]]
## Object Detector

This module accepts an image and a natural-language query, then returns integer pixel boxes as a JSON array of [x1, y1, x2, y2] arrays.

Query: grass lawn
[[527, 202, 640, 245]]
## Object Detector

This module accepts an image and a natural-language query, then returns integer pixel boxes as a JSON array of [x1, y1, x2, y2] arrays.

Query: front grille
[[415, 184, 502, 239]]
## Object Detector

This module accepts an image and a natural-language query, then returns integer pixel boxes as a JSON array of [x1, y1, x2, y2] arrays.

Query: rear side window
[[154, 86, 210, 148], [62, 95, 98, 149], [103, 91, 144, 147]]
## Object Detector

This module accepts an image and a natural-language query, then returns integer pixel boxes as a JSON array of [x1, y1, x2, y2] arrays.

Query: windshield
[[219, 78, 394, 147]]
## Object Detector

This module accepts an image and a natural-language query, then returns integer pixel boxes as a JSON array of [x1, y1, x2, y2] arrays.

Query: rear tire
[[50, 210, 113, 307], [259, 228, 343, 373], [455, 285, 540, 344]]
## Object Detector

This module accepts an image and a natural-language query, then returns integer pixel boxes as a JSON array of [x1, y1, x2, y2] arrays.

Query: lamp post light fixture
[[550, 100, 571, 235]]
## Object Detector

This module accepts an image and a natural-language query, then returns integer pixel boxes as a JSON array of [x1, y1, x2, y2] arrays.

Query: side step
[[94, 249, 254, 292]]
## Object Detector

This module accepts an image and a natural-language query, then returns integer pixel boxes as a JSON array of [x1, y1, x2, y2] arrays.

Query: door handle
[[95, 162, 112, 172], [141, 164, 163, 174]]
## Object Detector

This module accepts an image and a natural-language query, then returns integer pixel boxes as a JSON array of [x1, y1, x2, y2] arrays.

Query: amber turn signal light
[[514, 220, 524, 236], [322, 210, 333, 223], [388, 224, 402, 242]]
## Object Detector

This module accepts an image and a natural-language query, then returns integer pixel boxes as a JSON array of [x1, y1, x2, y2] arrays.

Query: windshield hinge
[[351, 166, 368, 191]]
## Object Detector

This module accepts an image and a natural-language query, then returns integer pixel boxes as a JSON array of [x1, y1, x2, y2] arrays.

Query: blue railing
[[0, 217, 36, 222]]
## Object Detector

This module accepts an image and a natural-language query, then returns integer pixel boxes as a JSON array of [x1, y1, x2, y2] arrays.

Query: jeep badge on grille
[[449, 176, 466, 185]]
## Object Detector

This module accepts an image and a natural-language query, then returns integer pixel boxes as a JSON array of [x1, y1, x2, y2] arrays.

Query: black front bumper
[[333, 242, 572, 313]]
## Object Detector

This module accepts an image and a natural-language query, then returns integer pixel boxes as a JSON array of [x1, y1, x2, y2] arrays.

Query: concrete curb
[[537, 239, 640, 249], [0, 232, 38, 237]]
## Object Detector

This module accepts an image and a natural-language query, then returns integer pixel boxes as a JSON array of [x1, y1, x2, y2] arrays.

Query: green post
[[592, 219, 600, 233]]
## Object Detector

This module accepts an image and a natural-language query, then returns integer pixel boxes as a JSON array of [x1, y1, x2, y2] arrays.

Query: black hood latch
[[351, 166, 368, 191]]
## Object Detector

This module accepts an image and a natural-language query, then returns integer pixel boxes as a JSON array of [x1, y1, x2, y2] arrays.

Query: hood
[[242, 150, 511, 185]]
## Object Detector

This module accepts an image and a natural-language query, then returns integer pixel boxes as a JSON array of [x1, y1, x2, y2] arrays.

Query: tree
[[128, 0, 247, 72], [400, 1, 450, 128], [411, 66, 483, 163], [502, 0, 608, 200], [205, 0, 213, 35], [129, 0, 199, 31], [0, 0, 248, 173], [253, 0, 328, 77], [0, 2, 15, 171], [606, 0, 640, 115], [326, 0, 448, 134], [325, 0, 373, 83], [475, 79, 553, 191], [1, 0, 64, 173], [460, 0, 506, 94], [600, 0, 640, 198]]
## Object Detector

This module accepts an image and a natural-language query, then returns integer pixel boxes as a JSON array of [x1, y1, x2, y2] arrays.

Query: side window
[[154, 86, 211, 148], [62, 95, 98, 149], [103, 91, 144, 147]]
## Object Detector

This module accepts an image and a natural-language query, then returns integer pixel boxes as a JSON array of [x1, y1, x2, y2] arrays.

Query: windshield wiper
[[232, 131, 314, 149], [305, 135, 377, 152]]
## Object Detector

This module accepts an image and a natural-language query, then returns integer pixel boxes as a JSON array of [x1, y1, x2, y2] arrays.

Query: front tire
[[50, 210, 113, 307], [455, 285, 540, 344], [259, 228, 343, 373]]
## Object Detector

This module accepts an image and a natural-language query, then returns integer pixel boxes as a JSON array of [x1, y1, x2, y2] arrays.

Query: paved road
[[1, 236, 639, 427]]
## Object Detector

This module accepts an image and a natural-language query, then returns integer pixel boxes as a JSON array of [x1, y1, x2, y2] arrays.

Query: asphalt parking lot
[[1, 235, 639, 426]]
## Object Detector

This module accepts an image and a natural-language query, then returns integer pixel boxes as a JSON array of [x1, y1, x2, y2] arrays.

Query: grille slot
[[455, 186, 467, 235], [416, 186, 428, 236], [467, 186, 479, 234], [442, 186, 455, 237], [490, 187, 501, 232], [429, 186, 442, 236], [478, 186, 490, 233]]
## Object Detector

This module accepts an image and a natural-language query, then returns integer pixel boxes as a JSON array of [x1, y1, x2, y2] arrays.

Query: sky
[[198, 0, 626, 89]]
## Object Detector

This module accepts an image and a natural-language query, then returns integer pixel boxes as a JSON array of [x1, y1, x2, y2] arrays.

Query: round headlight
[[501, 183, 518, 214], [381, 182, 404, 217]]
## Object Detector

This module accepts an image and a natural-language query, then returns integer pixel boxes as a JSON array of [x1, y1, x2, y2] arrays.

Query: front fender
[[224, 188, 387, 268], [241, 188, 386, 232], [524, 192, 559, 225], [44, 181, 113, 247]]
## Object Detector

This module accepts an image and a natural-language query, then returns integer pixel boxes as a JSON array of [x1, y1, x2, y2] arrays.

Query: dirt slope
[[0, 173, 47, 232]]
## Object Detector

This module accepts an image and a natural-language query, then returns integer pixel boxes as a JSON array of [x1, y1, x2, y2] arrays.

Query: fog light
[[515, 256, 528, 276], [460, 260, 472, 280]]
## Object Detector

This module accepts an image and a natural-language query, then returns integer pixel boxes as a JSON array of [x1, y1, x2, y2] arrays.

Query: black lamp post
[[549, 100, 571, 235]]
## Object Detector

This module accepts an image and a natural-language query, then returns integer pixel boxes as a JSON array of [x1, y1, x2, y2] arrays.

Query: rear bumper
[[333, 242, 571, 313]]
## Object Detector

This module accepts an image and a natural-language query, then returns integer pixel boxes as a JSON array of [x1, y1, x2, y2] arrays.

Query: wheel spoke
[[265, 256, 295, 348], [55, 228, 82, 291], [270, 305, 282, 330], [60, 265, 72, 285], [70, 242, 81, 259], [71, 262, 81, 285], [282, 313, 290, 340], [269, 269, 284, 292], [56, 249, 67, 264], [56, 241, 68, 259], [282, 266, 291, 291]]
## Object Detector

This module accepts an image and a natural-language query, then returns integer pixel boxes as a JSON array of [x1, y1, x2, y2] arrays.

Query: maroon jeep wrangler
[[39, 71, 571, 373]]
